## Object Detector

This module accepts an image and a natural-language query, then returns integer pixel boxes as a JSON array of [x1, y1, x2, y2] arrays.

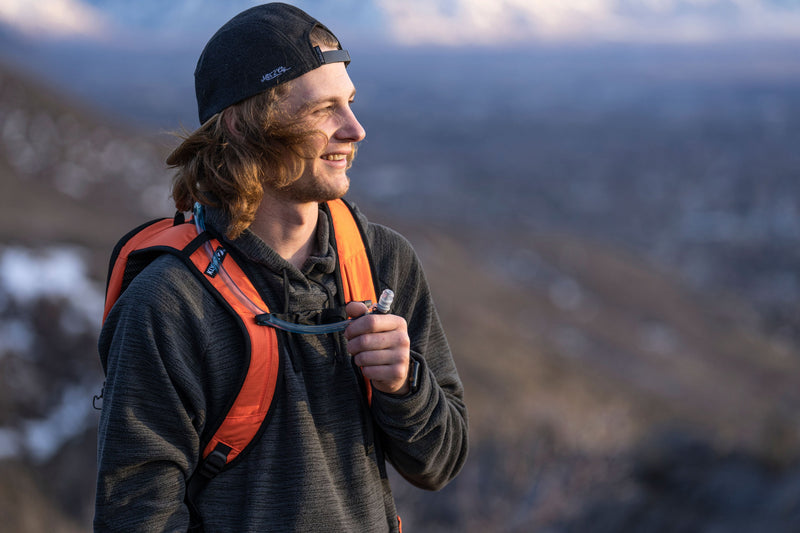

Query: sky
[[2, 0, 800, 47]]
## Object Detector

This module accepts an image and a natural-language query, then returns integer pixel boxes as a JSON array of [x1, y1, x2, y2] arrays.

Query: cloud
[[376, 0, 800, 45], [4, 0, 800, 47], [0, 0, 110, 40]]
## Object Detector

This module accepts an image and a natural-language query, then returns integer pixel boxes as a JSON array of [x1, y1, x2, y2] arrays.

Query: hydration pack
[[100, 198, 381, 530]]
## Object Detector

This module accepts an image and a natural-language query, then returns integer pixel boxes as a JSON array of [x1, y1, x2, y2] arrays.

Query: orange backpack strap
[[102, 216, 281, 473], [185, 243, 280, 471], [327, 198, 378, 305], [326, 199, 380, 404]]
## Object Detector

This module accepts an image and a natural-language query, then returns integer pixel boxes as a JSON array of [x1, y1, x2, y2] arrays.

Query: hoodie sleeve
[[365, 221, 469, 491], [94, 254, 236, 532]]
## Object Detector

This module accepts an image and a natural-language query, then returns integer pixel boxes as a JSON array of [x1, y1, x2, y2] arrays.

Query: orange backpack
[[100, 199, 379, 510]]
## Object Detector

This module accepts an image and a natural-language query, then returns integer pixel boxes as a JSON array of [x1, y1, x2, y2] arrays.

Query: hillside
[[2, 58, 800, 532], [387, 218, 800, 531], [0, 59, 172, 246]]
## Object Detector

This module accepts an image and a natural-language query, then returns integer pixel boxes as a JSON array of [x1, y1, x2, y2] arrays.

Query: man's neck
[[249, 195, 320, 269]]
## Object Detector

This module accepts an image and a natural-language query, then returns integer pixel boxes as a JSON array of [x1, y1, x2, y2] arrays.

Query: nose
[[335, 105, 366, 143]]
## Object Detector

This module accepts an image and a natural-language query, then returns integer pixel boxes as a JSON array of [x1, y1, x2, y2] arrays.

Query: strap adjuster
[[204, 246, 227, 277], [199, 444, 231, 478]]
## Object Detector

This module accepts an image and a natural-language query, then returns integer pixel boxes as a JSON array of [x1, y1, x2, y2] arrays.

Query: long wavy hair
[[168, 25, 343, 239]]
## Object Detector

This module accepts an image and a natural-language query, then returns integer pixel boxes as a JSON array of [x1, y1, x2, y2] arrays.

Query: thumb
[[345, 300, 370, 319]]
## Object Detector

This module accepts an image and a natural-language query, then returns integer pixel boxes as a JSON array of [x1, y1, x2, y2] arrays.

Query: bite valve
[[374, 289, 394, 314]]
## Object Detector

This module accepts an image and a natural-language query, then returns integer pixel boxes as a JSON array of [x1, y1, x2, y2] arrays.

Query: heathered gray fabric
[[94, 202, 468, 532]]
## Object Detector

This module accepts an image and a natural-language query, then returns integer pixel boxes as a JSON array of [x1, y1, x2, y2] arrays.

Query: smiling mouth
[[321, 153, 348, 161]]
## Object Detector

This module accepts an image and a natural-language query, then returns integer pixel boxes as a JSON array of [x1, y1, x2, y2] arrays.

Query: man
[[94, 3, 468, 532]]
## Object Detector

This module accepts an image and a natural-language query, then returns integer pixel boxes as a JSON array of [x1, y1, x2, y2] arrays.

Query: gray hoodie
[[94, 202, 468, 532]]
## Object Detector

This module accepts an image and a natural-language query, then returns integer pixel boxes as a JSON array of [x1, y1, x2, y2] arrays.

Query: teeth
[[322, 154, 346, 161]]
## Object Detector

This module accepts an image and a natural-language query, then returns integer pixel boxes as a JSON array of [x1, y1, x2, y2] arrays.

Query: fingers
[[356, 346, 411, 395], [347, 329, 409, 362], [345, 300, 369, 320], [344, 311, 398, 338], [357, 351, 411, 395], [344, 304, 411, 395], [344, 315, 409, 357]]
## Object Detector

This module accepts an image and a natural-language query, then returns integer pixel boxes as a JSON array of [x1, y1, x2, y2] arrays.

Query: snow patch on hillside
[[0, 246, 103, 462]]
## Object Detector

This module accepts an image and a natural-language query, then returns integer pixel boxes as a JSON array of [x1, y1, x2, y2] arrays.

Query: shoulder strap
[[187, 241, 279, 469], [326, 198, 380, 405], [327, 198, 379, 305]]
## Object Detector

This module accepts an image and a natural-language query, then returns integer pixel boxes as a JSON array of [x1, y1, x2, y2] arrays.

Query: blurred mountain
[[345, 42, 800, 346], [0, 59, 173, 246], [2, 0, 800, 135], [2, 50, 800, 531]]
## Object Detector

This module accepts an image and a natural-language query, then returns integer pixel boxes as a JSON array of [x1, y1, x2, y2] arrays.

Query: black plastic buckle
[[199, 445, 230, 478]]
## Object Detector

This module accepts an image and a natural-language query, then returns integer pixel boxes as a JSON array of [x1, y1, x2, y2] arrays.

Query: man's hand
[[344, 301, 411, 395]]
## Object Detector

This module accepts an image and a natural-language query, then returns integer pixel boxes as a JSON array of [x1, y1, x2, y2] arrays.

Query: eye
[[315, 104, 336, 116]]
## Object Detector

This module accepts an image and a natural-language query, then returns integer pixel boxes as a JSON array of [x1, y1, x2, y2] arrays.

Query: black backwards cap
[[194, 2, 350, 124]]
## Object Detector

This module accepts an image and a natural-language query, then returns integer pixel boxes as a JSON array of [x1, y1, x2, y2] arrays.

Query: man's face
[[273, 50, 366, 203]]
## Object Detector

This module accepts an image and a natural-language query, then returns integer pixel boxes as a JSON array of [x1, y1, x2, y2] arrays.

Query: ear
[[222, 108, 242, 139]]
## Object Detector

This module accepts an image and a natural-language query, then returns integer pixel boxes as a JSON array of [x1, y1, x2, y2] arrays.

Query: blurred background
[[1, 1, 800, 531]]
